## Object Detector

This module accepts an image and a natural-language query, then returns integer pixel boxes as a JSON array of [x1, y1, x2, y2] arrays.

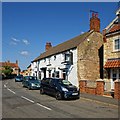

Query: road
[[2, 79, 118, 119]]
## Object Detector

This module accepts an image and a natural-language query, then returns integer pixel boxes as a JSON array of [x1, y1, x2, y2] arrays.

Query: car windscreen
[[17, 76, 22, 78], [58, 79, 72, 86], [28, 76, 37, 80], [29, 80, 40, 83]]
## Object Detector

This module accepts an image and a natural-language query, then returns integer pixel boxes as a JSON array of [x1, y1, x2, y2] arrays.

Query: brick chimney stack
[[90, 13, 100, 32], [45, 42, 52, 51], [16, 60, 18, 65]]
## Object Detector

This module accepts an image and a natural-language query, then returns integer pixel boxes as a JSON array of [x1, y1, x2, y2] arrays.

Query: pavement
[[80, 93, 119, 106]]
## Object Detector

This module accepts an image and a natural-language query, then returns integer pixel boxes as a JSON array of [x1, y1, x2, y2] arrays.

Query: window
[[48, 70, 51, 78], [46, 57, 51, 66], [56, 71, 59, 78], [112, 69, 117, 81], [61, 52, 73, 64], [114, 39, 120, 50], [54, 55, 56, 60]]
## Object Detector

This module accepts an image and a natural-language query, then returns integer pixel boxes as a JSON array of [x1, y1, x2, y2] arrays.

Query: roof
[[33, 30, 94, 62], [106, 24, 120, 35], [104, 8, 120, 36], [0, 62, 19, 69], [104, 60, 120, 68]]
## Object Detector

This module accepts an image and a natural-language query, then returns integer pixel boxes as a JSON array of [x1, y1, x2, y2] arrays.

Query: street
[[2, 79, 118, 118]]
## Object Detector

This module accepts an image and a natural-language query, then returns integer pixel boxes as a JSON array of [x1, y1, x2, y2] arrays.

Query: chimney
[[45, 42, 52, 51], [90, 13, 100, 32], [16, 60, 18, 64]]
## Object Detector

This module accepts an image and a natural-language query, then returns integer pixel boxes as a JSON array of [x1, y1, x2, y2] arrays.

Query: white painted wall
[[31, 48, 78, 87]]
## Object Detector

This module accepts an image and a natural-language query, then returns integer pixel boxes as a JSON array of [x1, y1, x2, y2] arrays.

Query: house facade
[[31, 13, 103, 87], [103, 8, 120, 91], [0, 60, 20, 76]]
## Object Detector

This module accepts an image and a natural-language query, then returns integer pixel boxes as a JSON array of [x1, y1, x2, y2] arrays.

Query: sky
[[2, 2, 119, 70]]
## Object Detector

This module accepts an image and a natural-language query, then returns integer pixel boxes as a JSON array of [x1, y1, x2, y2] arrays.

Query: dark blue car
[[40, 78, 80, 100]]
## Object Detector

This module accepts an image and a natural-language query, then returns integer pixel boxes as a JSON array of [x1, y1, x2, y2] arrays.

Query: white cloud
[[11, 37, 20, 42], [81, 31, 84, 34], [20, 51, 29, 56], [10, 37, 20, 45], [22, 39, 30, 45]]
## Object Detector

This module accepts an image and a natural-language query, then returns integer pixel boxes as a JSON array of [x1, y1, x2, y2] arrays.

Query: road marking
[[7, 88, 16, 94], [4, 84, 7, 88], [21, 96, 35, 103], [36, 103, 52, 111]]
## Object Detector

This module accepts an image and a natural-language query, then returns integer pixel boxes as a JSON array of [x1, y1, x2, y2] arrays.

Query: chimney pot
[[45, 42, 52, 51], [16, 60, 18, 64], [90, 13, 100, 32]]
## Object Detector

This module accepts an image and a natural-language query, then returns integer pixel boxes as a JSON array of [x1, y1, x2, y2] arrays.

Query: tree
[[2, 66, 13, 77]]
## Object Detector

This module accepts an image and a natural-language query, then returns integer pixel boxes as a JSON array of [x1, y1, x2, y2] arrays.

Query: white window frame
[[113, 38, 120, 52]]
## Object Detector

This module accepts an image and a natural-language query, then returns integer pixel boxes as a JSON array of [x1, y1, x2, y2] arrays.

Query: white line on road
[[7, 88, 16, 94], [4, 84, 7, 88], [36, 103, 52, 111], [21, 96, 35, 103]]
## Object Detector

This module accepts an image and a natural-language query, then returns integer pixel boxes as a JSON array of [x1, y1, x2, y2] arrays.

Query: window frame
[[114, 38, 120, 51]]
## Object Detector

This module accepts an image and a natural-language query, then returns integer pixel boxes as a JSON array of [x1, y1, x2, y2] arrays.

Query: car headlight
[[31, 83, 35, 86], [61, 87, 68, 92], [77, 87, 80, 91]]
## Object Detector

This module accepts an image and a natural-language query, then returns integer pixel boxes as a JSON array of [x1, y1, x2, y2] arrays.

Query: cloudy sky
[[2, 2, 118, 70]]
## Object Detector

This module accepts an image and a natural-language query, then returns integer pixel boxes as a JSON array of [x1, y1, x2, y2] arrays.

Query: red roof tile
[[104, 60, 120, 68], [108, 24, 120, 34], [0, 62, 19, 68]]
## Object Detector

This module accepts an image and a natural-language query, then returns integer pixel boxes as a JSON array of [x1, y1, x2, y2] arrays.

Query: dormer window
[[114, 39, 120, 51]]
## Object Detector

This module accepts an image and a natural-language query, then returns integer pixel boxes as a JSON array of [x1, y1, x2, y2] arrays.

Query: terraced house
[[103, 8, 120, 92], [31, 13, 103, 87]]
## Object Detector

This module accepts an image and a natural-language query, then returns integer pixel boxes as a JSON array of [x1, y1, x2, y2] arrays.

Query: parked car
[[15, 75, 23, 82], [22, 76, 41, 90], [40, 78, 80, 100]]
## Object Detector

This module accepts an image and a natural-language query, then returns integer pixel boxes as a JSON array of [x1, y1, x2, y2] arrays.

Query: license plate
[[72, 93, 78, 95]]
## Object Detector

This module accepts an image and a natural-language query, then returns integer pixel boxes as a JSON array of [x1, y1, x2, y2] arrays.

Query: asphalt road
[[2, 79, 119, 119]]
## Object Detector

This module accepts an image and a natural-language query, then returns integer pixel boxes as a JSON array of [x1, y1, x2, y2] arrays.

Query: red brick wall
[[79, 80, 87, 93], [86, 87, 96, 95], [79, 79, 104, 95], [96, 80, 104, 95], [114, 80, 120, 100]]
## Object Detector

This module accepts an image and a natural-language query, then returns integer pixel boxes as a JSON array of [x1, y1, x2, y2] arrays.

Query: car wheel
[[22, 84, 25, 87], [56, 92, 62, 100], [28, 85, 31, 90], [40, 88, 44, 94]]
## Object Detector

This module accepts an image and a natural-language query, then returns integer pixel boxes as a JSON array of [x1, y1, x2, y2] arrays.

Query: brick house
[[31, 12, 103, 88], [103, 8, 120, 92], [0, 60, 20, 76]]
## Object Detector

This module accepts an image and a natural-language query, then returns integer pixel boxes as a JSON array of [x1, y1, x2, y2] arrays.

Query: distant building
[[0, 60, 20, 76], [27, 64, 32, 76], [103, 8, 120, 91], [31, 12, 103, 87], [20, 70, 28, 76]]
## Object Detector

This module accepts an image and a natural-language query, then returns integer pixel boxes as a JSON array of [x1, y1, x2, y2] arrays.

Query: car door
[[24, 76, 29, 87], [42, 78, 50, 94], [48, 79, 56, 96]]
